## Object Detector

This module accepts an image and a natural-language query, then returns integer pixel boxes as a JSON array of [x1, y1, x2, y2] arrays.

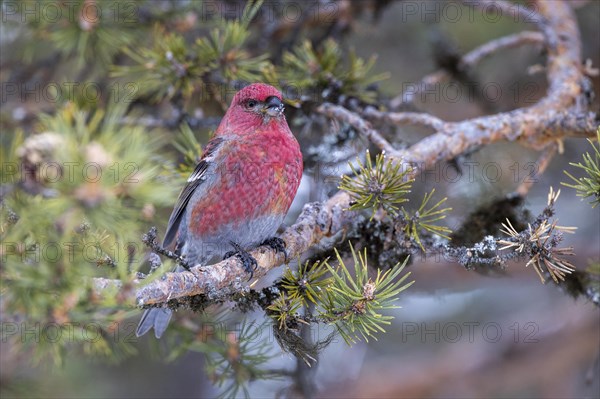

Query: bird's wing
[[162, 136, 225, 247]]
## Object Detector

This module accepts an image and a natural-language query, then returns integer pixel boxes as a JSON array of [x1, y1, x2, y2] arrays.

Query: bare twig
[[316, 103, 400, 156], [460, 31, 545, 68], [514, 143, 558, 197], [390, 29, 544, 110], [142, 227, 191, 270], [390, 70, 449, 110]]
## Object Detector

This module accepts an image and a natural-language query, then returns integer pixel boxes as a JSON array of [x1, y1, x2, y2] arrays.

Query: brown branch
[[514, 143, 558, 197], [93, 0, 597, 307], [460, 31, 544, 68], [390, 70, 449, 110], [316, 104, 401, 155], [390, 30, 545, 110]]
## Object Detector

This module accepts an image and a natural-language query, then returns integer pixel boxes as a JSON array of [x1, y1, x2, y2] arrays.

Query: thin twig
[[514, 143, 558, 197], [316, 103, 400, 156], [390, 29, 545, 110], [390, 70, 449, 110], [142, 227, 191, 271], [460, 31, 545, 68]]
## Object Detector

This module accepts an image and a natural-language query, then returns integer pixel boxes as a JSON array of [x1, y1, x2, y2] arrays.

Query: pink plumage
[[137, 83, 303, 338]]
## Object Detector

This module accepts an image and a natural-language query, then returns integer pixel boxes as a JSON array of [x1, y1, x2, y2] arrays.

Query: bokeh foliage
[[1, 102, 177, 365]]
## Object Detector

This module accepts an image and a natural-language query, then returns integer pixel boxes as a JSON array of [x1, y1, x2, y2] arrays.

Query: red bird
[[137, 83, 303, 338]]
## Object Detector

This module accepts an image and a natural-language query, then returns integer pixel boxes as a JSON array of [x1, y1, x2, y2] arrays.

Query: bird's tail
[[135, 261, 186, 339], [136, 307, 173, 338]]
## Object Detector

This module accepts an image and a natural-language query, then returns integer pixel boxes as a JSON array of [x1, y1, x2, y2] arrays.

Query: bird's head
[[234, 83, 284, 118], [219, 84, 287, 134]]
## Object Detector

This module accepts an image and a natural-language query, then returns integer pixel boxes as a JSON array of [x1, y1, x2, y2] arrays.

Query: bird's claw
[[224, 241, 258, 281], [260, 237, 288, 262]]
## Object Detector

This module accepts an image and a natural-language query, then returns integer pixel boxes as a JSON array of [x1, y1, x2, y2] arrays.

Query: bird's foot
[[224, 242, 258, 280], [260, 237, 288, 262]]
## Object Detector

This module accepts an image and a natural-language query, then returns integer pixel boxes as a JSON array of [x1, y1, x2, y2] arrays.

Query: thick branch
[[133, 195, 353, 306]]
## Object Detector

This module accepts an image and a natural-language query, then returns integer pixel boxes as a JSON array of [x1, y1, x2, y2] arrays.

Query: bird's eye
[[246, 99, 258, 108]]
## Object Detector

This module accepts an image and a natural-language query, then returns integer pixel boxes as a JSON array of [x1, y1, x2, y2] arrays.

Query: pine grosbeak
[[137, 83, 303, 338]]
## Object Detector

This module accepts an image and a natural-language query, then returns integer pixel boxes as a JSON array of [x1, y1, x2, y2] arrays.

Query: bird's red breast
[[189, 113, 302, 237], [164, 83, 303, 248]]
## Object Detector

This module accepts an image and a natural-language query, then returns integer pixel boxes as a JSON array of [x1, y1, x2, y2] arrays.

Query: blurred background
[[1, 1, 599, 398]]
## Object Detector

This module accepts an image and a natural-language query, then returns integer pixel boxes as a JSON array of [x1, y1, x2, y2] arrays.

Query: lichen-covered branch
[[132, 196, 353, 306]]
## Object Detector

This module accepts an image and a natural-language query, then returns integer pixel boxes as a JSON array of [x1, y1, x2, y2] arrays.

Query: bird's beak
[[263, 96, 284, 117]]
